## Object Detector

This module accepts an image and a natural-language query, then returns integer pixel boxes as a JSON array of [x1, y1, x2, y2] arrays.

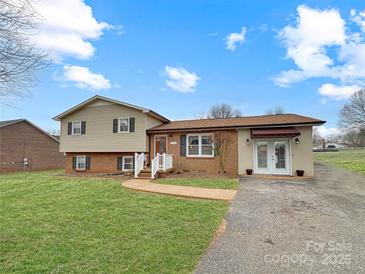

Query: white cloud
[[318, 83, 360, 99], [33, 0, 112, 61], [225, 27, 246, 51], [273, 5, 365, 97], [316, 125, 341, 137], [63, 65, 111, 90], [351, 9, 365, 33], [274, 5, 345, 86], [337, 42, 365, 84], [164, 66, 200, 93]]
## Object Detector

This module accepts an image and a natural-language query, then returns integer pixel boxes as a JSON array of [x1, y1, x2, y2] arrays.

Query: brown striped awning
[[251, 127, 301, 138]]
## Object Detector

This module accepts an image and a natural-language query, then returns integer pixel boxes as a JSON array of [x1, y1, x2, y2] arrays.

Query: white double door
[[254, 139, 291, 175]]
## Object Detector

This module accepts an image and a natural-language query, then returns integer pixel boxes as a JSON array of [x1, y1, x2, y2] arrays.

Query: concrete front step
[[135, 167, 176, 179], [137, 173, 152, 178]]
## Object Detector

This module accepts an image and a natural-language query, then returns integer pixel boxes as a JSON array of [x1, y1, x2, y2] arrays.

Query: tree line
[[314, 90, 365, 148]]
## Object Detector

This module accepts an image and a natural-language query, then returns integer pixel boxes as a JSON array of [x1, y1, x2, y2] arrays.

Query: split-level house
[[53, 96, 325, 178]]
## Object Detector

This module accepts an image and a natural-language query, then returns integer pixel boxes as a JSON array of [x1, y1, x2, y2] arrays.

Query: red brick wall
[[149, 130, 238, 175], [65, 152, 143, 174], [0, 121, 65, 172]]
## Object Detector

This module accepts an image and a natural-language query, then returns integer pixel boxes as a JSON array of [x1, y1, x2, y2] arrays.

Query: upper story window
[[118, 118, 130, 133], [68, 121, 86, 136], [72, 121, 81, 135], [113, 117, 135, 134], [187, 134, 214, 157]]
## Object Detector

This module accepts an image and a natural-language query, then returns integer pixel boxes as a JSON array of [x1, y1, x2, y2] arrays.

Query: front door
[[155, 136, 167, 155], [155, 136, 167, 168], [273, 140, 290, 175], [254, 139, 290, 175]]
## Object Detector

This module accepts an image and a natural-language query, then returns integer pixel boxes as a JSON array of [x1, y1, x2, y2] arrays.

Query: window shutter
[[180, 135, 186, 157], [113, 119, 118, 133], [117, 156, 123, 170], [72, 156, 76, 170], [85, 156, 90, 170], [81, 121, 86, 135], [68, 122, 72, 135], [130, 117, 135, 132]]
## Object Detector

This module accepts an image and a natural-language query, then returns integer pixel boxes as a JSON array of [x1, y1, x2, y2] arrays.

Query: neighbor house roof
[[0, 119, 59, 142], [148, 114, 325, 133], [0, 119, 25, 128], [53, 95, 170, 122]]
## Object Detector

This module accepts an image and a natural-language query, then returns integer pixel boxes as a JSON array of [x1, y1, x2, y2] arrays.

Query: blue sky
[[2, 0, 364, 137]]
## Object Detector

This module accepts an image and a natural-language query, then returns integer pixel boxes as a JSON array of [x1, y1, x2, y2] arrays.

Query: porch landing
[[239, 174, 313, 181], [122, 179, 236, 201]]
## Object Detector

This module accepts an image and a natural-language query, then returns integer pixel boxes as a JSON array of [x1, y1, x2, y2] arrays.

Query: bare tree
[[329, 131, 364, 147], [339, 90, 365, 131], [207, 103, 241, 119], [213, 131, 232, 176], [0, 0, 48, 104], [313, 127, 324, 147], [47, 128, 60, 136], [195, 112, 208, 119], [337, 90, 365, 148], [265, 106, 285, 115]]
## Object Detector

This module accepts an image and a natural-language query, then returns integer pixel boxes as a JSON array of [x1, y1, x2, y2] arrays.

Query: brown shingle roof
[[148, 114, 325, 132]]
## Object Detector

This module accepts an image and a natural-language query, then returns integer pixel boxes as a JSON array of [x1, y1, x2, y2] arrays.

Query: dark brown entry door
[[155, 136, 167, 156]]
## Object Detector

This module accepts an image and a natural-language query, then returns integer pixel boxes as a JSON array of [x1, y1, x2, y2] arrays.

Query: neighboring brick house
[[54, 95, 325, 178], [0, 119, 65, 172]]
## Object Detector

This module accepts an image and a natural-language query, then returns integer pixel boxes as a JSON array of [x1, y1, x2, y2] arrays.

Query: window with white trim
[[72, 121, 81, 135], [76, 155, 86, 170], [187, 134, 214, 157], [118, 118, 130, 133], [122, 156, 134, 171]]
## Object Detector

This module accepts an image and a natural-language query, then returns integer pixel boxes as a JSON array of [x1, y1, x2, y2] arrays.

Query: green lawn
[[0, 171, 228, 274], [156, 178, 238, 190], [314, 149, 365, 176]]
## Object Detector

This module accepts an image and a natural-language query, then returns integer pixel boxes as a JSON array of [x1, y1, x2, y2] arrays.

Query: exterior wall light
[[295, 137, 300, 144], [246, 138, 251, 145]]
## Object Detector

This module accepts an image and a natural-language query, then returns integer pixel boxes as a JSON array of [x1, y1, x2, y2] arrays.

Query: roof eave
[[0, 119, 25, 128], [53, 95, 169, 122], [147, 121, 326, 133], [143, 110, 170, 123], [1, 119, 59, 142]]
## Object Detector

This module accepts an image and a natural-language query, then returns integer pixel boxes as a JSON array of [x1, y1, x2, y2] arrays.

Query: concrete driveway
[[195, 164, 365, 274]]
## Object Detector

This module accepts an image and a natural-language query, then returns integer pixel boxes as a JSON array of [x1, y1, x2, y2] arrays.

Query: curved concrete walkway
[[122, 179, 236, 201]]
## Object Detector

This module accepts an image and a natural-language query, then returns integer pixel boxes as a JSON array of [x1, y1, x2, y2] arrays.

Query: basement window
[[122, 156, 134, 171], [76, 156, 86, 170]]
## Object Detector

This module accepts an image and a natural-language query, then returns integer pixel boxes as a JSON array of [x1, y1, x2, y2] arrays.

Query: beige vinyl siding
[[237, 129, 253, 174], [60, 101, 163, 152], [145, 115, 165, 151], [146, 115, 164, 129], [291, 126, 314, 176]]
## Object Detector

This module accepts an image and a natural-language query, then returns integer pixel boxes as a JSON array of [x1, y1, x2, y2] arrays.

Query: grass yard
[[314, 149, 365, 176], [0, 171, 228, 274], [156, 177, 238, 190]]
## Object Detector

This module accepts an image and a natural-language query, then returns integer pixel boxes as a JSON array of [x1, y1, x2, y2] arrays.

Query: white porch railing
[[151, 153, 173, 178], [151, 153, 160, 179], [162, 153, 173, 171], [134, 153, 145, 178]]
